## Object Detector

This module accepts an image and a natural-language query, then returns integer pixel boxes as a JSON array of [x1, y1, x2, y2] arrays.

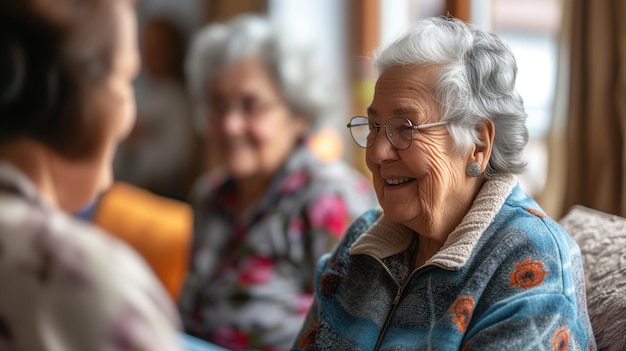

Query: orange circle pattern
[[551, 326, 570, 351], [509, 258, 549, 290], [450, 296, 474, 332]]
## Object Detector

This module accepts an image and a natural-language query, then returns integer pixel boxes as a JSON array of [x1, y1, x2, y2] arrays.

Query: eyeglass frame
[[346, 116, 449, 150], [207, 94, 282, 119]]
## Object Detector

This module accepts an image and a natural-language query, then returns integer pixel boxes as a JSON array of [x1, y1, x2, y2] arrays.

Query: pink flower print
[[357, 178, 372, 194], [280, 171, 309, 194], [238, 256, 275, 285], [296, 294, 314, 315], [213, 326, 251, 351], [289, 218, 305, 236], [308, 194, 348, 238], [222, 192, 237, 211]]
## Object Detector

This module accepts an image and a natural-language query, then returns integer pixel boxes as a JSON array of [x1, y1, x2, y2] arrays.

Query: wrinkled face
[[366, 64, 470, 234], [54, 1, 139, 213], [206, 57, 307, 181]]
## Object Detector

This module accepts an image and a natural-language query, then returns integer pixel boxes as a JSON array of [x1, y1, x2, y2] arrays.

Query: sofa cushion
[[92, 182, 193, 302], [559, 205, 626, 351]]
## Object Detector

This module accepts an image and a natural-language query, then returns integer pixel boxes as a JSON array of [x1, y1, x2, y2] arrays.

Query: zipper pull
[[392, 287, 402, 305]]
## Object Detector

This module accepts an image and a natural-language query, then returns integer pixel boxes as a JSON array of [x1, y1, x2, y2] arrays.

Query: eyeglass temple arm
[[411, 121, 449, 130], [346, 122, 369, 127]]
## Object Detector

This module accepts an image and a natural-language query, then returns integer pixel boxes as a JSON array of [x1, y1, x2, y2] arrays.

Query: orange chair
[[92, 182, 193, 302]]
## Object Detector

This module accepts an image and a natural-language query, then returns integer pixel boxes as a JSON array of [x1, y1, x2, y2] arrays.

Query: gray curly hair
[[373, 16, 528, 177], [186, 14, 334, 134]]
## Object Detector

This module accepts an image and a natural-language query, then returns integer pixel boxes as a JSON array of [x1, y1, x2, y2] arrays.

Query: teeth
[[386, 178, 413, 185]]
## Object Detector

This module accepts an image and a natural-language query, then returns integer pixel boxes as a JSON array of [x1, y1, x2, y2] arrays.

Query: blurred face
[[52, 1, 139, 213], [366, 64, 472, 237], [206, 57, 307, 181]]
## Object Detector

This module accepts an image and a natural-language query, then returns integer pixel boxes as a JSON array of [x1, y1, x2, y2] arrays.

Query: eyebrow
[[366, 106, 421, 118]]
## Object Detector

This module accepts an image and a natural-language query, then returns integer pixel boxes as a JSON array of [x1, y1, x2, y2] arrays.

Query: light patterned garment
[[0, 162, 183, 351], [179, 144, 378, 351]]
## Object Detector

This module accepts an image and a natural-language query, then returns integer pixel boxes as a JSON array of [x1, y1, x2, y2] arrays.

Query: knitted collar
[[349, 174, 517, 269]]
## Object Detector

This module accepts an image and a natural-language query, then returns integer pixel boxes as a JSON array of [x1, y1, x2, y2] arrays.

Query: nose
[[219, 109, 247, 135], [367, 129, 398, 164]]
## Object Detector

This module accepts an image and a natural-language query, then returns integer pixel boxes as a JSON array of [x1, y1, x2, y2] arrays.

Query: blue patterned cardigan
[[293, 175, 596, 351]]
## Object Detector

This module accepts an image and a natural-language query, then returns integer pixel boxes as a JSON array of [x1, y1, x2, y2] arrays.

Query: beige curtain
[[539, 0, 626, 218]]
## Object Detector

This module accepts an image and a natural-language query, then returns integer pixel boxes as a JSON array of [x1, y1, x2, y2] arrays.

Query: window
[[492, 0, 562, 196]]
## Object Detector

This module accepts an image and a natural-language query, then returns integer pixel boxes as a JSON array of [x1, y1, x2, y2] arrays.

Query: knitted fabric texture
[[293, 175, 597, 351]]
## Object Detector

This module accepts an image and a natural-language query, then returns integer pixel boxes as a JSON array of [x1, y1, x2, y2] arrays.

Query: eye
[[399, 124, 413, 133], [389, 118, 414, 141], [210, 99, 228, 115], [241, 95, 265, 116]]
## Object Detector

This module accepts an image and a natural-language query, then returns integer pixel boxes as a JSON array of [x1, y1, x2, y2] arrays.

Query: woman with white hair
[[293, 17, 596, 350], [178, 15, 377, 351]]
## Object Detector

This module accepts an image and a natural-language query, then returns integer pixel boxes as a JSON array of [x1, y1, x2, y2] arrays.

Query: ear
[[468, 119, 495, 173]]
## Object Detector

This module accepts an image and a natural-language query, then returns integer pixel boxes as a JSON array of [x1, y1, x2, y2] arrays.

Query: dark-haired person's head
[[0, 0, 139, 212]]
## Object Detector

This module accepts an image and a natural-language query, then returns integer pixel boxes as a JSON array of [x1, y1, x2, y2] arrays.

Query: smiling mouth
[[385, 177, 415, 185]]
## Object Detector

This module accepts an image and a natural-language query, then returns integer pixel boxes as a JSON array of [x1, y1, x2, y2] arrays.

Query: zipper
[[370, 255, 447, 351], [371, 255, 421, 351], [373, 283, 402, 351]]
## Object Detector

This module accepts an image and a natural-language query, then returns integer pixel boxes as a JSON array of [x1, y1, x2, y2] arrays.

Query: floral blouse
[[179, 145, 378, 351], [0, 162, 183, 350]]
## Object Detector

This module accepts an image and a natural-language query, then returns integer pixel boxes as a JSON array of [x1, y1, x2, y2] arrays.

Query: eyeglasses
[[346, 116, 448, 150], [209, 95, 279, 118]]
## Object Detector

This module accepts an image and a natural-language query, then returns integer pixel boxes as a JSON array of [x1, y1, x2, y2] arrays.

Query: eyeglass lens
[[348, 116, 414, 150], [210, 95, 273, 117]]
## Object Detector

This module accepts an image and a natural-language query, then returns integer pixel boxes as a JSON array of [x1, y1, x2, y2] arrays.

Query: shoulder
[[278, 148, 377, 210], [0, 199, 182, 349], [189, 169, 229, 204], [467, 196, 594, 349], [301, 154, 376, 205], [312, 208, 381, 281], [331, 208, 382, 257], [476, 187, 584, 296], [494, 185, 578, 260], [27, 204, 177, 313]]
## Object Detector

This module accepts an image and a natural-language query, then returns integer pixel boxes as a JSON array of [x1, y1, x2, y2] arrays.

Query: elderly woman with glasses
[[293, 17, 596, 351], [178, 14, 377, 351]]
